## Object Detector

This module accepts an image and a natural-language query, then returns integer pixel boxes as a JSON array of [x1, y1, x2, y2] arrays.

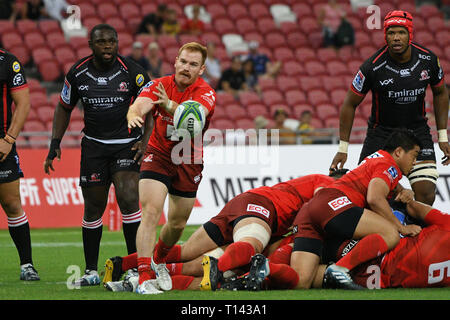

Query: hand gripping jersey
[[138, 75, 216, 160], [0, 49, 28, 136], [248, 174, 335, 235], [328, 150, 402, 207], [60, 55, 150, 143], [350, 43, 445, 129]]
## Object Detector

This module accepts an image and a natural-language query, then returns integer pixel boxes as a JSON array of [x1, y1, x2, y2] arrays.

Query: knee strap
[[407, 162, 438, 185]]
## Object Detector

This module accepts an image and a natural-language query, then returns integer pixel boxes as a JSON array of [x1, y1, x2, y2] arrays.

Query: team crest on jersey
[[117, 81, 129, 92], [352, 70, 365, 92], [136, 74, 144, 87], [420, 70, 430, 81], [12, 61, 20, 73], [61, 79, 71, 104]]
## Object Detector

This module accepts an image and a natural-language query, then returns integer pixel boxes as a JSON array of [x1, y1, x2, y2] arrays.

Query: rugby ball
[[173, 100, 206, 138]]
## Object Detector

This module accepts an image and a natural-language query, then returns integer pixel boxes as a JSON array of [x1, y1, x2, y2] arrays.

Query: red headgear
[[383, 10, 413, 44]]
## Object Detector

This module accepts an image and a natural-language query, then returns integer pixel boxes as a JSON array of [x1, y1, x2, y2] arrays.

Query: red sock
[[164, 245, 182, 263], [217, 241, 255, 272], [336, 234, 388, 271], [172, 275, 194, 290], [425, 209, 450, 231], [121, 252, 138, 271], [268, 244, 292, 265], [266, 262, 299, 289], [137, 257, 152, 284], [167, 262, 183, 275], [153, 238, 174, 264]]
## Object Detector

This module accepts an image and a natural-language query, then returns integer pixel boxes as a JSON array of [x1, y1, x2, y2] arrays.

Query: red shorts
[[203, 192, 277, 246], [140, 146, 203, 198], [293, 188, 363, 256]]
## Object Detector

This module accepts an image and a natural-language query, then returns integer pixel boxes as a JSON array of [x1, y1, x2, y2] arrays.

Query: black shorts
[[359, 125, 435, 163], [79, 137, 140, 187], [0, 144, 23, 183]]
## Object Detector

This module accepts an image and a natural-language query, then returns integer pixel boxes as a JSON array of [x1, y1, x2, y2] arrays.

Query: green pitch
[[0, 226, 449, 300]]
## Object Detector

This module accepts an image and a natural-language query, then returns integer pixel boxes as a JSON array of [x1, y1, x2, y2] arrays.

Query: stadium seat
[[23, 120, 46, 132], [262, 90, 285, 106], [316, 103, 338, 120], [326, 61, 349, 76], [304, 60, 327, 76], [276, 76, 299, 92], [264, 32, 288, 49], [257, 18, 278, 35], [370, 31, 385, 48], [164, 46, 180, 64], [30, 92, 49, 108], [243, 33, 264, 47], [200, 32, 222, 46], [270, 4, 296, 26], [258, 77, 277, 91], [347, 60, 363, 73], [426, 16, 446, 34], [436, 30, 450, 47], [324, 116, 340, 129], [83, 17, 103, 33], [0, 20, 16, 35], [279, 22, 299, 35], [210, 118, 235, 130], [235, 18, 257, 34], [246, 104, 269, 118], [38, 20, 61, 35], [105, 17, 128, 33], [38, 60, 61, 82], [227, 3, 248, 20], [214, 18, 236, 35], [225, 104, 248, 120], [418, 4, 442, 19], [285, 90, 307, 106], [310, 117, 324, 129], [354, 31, 372, 47], [27, 78, 46, 94], [46, 32, 70, 51], [36, 106, 55, 123], [206, 3, 227, 19], [322, 76, 346, 91], [298, 16, 320, 34], [291, 3, 313, 19], [97, 3, 119, 20], [119, 2, 140, 20], [222, 34, 246, 54], [79, 3, 97, 19], [248, 3, 271, 20], [317, 48, 339, 63], [286, 32, 308, 50], [239, 91, 262, 106], [235, 117, 255, 130], [330, 89, 348, 105], [16, 20, 39, 36], [9, 45, 30, 66], [216, 92, 236, 106], [76, 47, 92, 60], [24, 32, 47, 51], [55, 47, 77, 67], [282, 60, 304, 77], [179, 34, 200, 46], [414, 31, 435, 47], [359, 45, 377, 60], [32, 47, 54, 65], [292, 104, 314, 119], [298, 76, 322, 91], [307, 89, 330, 106], [294, 47, 315, 62]]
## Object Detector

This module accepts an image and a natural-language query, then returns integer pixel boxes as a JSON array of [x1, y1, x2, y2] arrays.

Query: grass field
[[1, 225, 449, 302]]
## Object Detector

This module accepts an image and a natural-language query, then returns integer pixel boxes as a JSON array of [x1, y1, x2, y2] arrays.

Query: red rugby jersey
[[138, 75, 216, 160], [328, 150, 402, 207]]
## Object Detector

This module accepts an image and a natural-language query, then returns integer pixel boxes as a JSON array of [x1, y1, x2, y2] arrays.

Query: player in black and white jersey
[[43, 24, 152, 286], [0, 49, 40, 281], [330, 10, 449, 206]]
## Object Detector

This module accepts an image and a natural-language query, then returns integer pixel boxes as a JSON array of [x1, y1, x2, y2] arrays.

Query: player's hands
[[399, 224, 422, 237], [132, 140, 146, 165], [43, 150, 61, 175], [329, 152, 348, 174], [0, 139, 13, 162], [127, 108, 144, 129], [44, 138, 61, 175], [438, 142, 450, 165], [394, 189, 415, 204], [152, 82, 169, 110]]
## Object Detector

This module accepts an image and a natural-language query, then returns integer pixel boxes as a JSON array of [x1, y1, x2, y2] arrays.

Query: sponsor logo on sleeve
[[384, 166, 398, 183], [352, 70, 365, 92], [61, 78, 71, 104], [12, 61, 20, 73], [12, 73, 24, 86], [136, 74, 144, 87]]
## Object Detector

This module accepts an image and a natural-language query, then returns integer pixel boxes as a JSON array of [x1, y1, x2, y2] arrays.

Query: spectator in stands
[[137, 4, 167, 37], [182, 4, 205, 36], [298, 110, 332, 144], [20, 0, 49, 20], [243, 59, 261, 95], [202, 42, 221, 89], [147, 42, 163, 78], [254, 115, 268, 130], [246, 41, 281, 79], [317, 0, 346, 48], [43, 0, 70, 22], [217, 56, 248, 98], [272, 108, 296, 145], [128, 41, 151, 72], [0, 0, 19, 22], [162, 8, 180, 36]]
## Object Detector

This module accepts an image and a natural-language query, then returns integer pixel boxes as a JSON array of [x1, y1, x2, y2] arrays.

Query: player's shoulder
[[118, 55, 146, 73], [66, 55, 94, 77], [411, 42, 439, 60], [194, 77, 216, 93], [0, 48, 24, 70], [362, 45, 389, 70]]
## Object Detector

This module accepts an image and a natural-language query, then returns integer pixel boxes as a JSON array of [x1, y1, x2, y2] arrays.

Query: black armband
[[47, 138, 61, 160]]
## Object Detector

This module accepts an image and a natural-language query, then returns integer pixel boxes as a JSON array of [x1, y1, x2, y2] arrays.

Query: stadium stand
[[0, 0, 447, 147]]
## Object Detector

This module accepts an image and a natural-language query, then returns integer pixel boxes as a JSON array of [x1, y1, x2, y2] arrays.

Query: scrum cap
[[383, 10, 413, 44]]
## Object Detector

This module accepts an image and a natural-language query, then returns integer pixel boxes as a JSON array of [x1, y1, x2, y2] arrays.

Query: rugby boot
[[200, 255, 223, 291], [220, 275, 248, 291], [102, 256, 124, 285], [72, 269, 100, 287], [135, 279, 163, 295], [323, 263, 364, 290], [246, 254, 270, 291], [20, 264, 40, 281], [151, 258, 172, 291]]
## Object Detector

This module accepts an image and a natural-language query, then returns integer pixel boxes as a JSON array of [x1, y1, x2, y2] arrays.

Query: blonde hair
[[178, 42, 208, 65]]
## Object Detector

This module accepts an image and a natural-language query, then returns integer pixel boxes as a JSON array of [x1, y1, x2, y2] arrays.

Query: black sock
[[121, 209, 142, 254], [8, 213, 32, 266], [82, 218, 103, 271]]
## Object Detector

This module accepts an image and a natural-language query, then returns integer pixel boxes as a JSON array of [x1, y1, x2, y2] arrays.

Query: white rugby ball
[[173, 100, 206, 138]]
